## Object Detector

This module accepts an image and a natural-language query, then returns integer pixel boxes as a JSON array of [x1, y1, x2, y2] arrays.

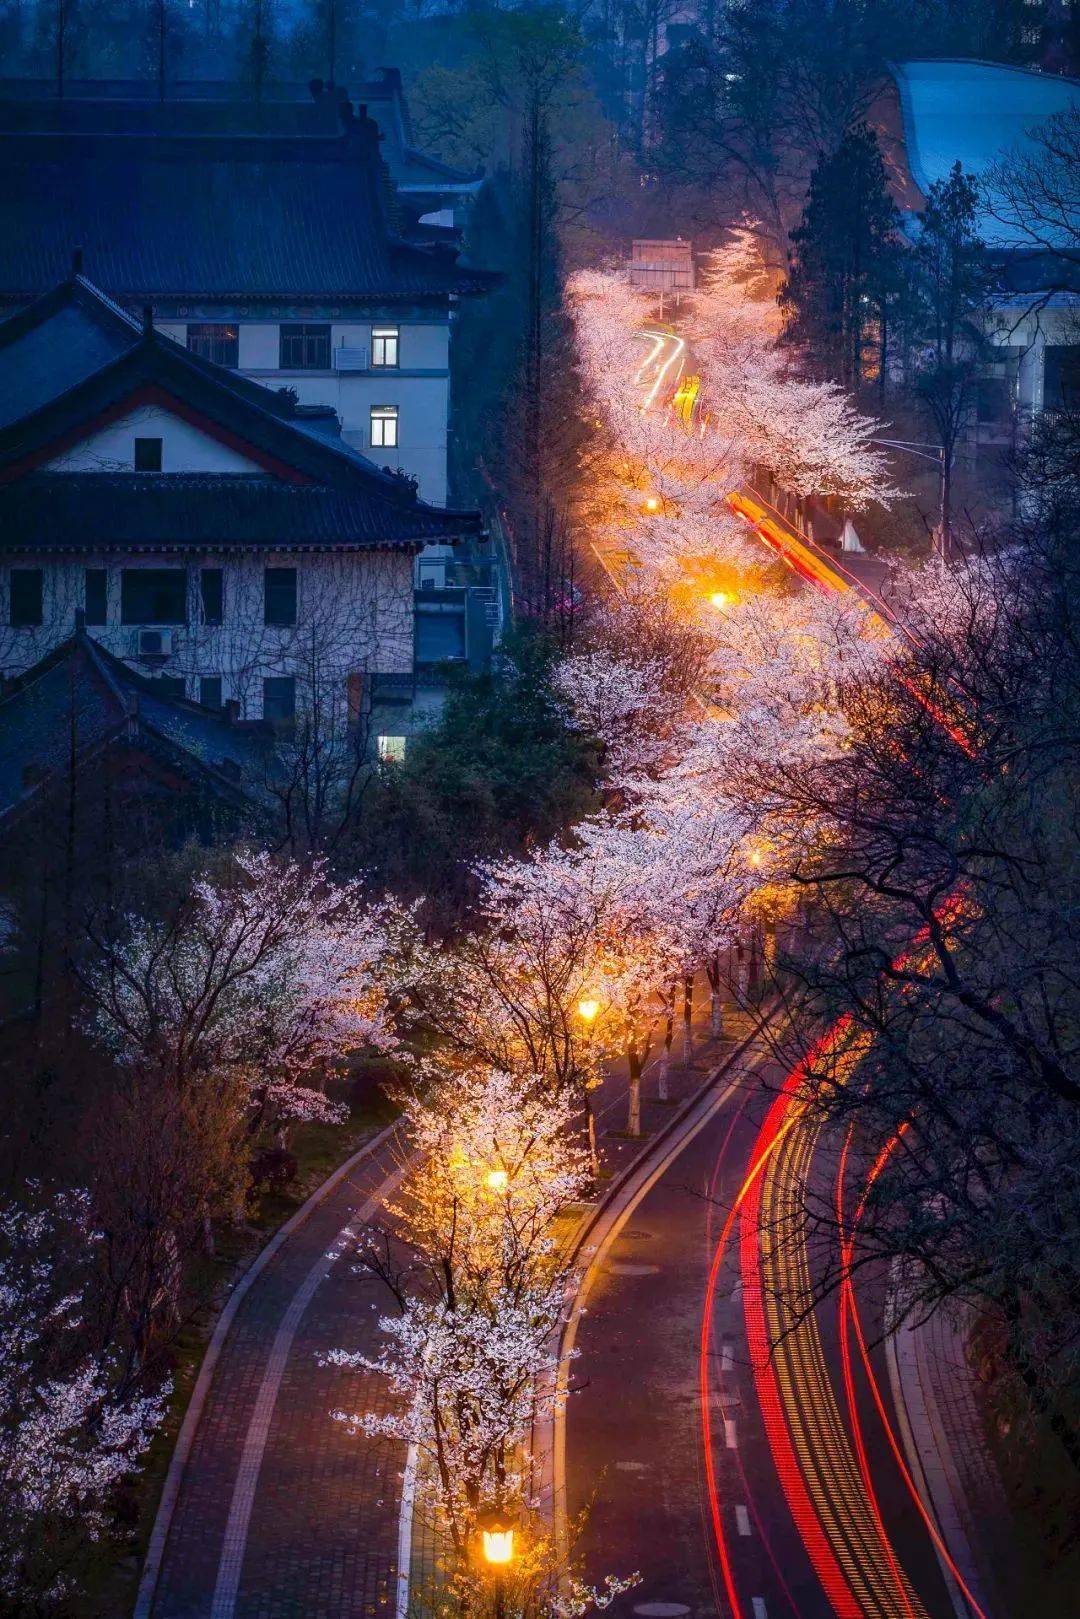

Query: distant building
[[872, 59, 1080, 449], [0, 82, 496, 556], [0, 273, 484, 746]]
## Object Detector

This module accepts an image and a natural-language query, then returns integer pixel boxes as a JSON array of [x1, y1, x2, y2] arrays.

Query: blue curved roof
[[892, 59, 1080, 246]]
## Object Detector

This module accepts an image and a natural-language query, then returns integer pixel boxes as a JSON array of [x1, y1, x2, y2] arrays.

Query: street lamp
[[478, 1506, 517, 1565], [871, 437, 949, 560], [709, 590, 730, 610], [644, 494, 660, 513], [485, 1168, 509, 1193], [577, 997, 600, 1024]]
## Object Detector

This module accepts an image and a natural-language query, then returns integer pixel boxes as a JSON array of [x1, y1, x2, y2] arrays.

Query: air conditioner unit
[[333, 345, 371, 372], [137, 629, 174, 659]]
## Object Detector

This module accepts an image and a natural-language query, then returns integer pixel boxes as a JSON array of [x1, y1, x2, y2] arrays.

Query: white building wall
[[46, 405, 262, 474], [155, 318, 452, 504], [0, 550, 415, 719]]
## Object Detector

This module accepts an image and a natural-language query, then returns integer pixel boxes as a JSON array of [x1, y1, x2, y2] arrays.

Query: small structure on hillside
[[630, 238, 695, 306]]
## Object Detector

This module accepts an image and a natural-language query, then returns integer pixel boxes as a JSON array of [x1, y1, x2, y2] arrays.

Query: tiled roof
[[0, 630, 271, 821], [0, 473, 477, 550], [0, 111, 496, 302], [0, 275, 486, 548]]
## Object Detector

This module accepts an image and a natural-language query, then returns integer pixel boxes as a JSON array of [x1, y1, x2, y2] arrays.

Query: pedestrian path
[[141, 1128, 410, 1619], [890, 1300, 1018, 1619]]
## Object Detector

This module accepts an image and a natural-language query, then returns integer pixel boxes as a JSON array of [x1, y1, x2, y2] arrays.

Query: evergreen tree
[[779, 122, 900, 388], [912, 160, 994, 556]]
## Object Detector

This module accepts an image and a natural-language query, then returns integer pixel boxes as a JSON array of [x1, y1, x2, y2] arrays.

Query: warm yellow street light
[[709, 590, 730, 610], [478, 1506, 517, 1565], [485, 1168, 509, 1193], [577, 997, 600, 1024], [644, 495, 660, 512]]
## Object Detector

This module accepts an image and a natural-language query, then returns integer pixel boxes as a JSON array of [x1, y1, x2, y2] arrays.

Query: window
[[371, 326, 400, 368], [416, 611, 466, 664], [279, 323, 331, 370], [377, 734, 407, 763], [264, 567, 297, 627], [187, 323, 239, 367], [370, 405, 399, 449], [10, 568, 43, 627], [134, 437, 163, 471], [200, 567, 224, 625], [199, 675, 223, 710], [263, 676, 296, 724], [121, 568, 188, 624], [1045, 345, 1080, 411], [85, 568, 107, 626], [153, 676, 187, 699]]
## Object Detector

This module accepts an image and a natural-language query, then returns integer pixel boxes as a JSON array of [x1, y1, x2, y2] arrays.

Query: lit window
[[187, 324, 239, 367], [370, 405, 399, 449], [371, 327, 400, 367], [377, 734, 406, 763]]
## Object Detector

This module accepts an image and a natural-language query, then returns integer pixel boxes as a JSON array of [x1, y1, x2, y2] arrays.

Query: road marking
[[633, 1604, 691, 1617], [720, 1342, 735, 1373], [552, 1046, 769, 1568], [606, 1262, 661, 1276], [134, 1120, 403, 1619], [752, 1600, 768, 1619], [615, 1460, 648, 1472], [735, 1504, 752, 1536], [209, 1158, 409, 1619], [724, 1418, 738, 1449]]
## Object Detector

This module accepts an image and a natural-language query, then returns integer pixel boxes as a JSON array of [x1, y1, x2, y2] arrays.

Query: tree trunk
[[682, 973, 694, 1061]]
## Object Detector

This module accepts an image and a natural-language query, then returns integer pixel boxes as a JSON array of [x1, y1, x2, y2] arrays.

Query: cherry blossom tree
[[0, 1189, 167, 1614], [82, 849, 407, 1132]]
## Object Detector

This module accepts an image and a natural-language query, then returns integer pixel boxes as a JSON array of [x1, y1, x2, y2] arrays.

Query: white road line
[[735, 1505, 752, 1537], [552, 1051, 767, 1567], [134, 1120, 402, 1619], [752, 1599, 768, 1619], [724, 1418, 738, 1450], [720, 1342, 734, 1373], [209, 1159, 409, 1619]]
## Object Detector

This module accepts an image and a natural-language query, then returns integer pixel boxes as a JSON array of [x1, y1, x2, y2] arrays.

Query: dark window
[[153, 676, 187, 699], [263, 676, 296, 724], [279, 323, 331, 370], [187, 323, 239, 367], [121, 568, 188, 625], [1045, 345, 1080, 411], [200, 567, 224, 625], [264, 567, 297, 626], [416, 610, 466, 664], [134, 437, 163, 471], [10, 568, 43, 627], [199, 675, 223, 710], [976, 375, 1011, 425], [85, 568, 107, 625]]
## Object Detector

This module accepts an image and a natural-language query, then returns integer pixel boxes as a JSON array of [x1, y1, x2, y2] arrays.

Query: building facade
[[0, 88, 495, 578], [0, 275, 484, 744]]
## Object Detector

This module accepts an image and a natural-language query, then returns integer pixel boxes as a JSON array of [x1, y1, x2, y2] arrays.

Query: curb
[[133, 1117, 401, 1619]]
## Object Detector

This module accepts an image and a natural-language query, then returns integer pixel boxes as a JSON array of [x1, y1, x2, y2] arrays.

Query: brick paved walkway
[[148, 1129, 410, 1619], [143, 980, 764, 1619]]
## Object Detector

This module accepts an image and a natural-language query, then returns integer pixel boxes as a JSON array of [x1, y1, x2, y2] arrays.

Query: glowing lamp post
[[644, 495, 660, 513], [478, 1506, 517, 1565], [577, 997, 600, 1024], [576, 998, 601, 1173], [709, 591, 730, 610], [477, 1505, 517, 1619], [485, 1168, 509, 1193]]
